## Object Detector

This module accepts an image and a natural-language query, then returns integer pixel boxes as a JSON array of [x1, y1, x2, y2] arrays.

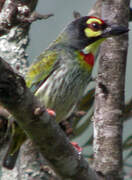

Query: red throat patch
[[80, 52, 94, 67]]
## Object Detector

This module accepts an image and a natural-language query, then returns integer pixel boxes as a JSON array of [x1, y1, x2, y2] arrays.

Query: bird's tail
[[3, 148, 20, 169], [3, 121, 27, 169]]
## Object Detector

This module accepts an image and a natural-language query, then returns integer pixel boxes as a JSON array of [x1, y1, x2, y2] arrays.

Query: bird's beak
[[101, 25, 129, 38]]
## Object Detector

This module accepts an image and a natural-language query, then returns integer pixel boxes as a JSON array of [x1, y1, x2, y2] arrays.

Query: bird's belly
[[35, 67, 90, 122]]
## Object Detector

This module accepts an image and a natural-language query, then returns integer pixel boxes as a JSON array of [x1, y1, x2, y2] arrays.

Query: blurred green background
[[27, 0, 132, 178]]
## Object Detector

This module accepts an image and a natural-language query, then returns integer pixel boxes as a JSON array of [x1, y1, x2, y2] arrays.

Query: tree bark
[[0, 1, 54, 180], [93, 0, 130, 179], [0, 0, 130, 179], [0, 57, 99, 180], [0, 1, 100, 180]]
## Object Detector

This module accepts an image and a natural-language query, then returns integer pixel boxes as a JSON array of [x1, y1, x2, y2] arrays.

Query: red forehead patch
[[88, 16, 106, 24]]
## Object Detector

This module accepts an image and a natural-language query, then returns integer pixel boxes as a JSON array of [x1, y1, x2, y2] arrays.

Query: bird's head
[[63, 16, 128, 50]]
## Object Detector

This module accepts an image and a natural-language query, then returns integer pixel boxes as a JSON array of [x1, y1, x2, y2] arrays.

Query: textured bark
[[0, 1, 99, 180], [0, 1, 53, 180], [0, 0, 31, 75], [0, 58, 98, 180], [88, 0, 102, 18], [93, 0, 129, 179], [0, 0, 130, 179]]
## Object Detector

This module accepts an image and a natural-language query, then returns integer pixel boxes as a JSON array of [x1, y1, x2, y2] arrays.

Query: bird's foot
[[46, 108, 56, 117], [71, 142, 82, 153], [60, 120, 73, 136]]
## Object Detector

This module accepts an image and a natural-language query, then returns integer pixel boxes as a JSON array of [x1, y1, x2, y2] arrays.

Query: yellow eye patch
[[84, 18, 103, 38], [84, 28, 101, 37]]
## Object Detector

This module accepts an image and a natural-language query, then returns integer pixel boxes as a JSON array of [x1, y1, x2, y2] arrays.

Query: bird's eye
[[89, 22, 100, 31]]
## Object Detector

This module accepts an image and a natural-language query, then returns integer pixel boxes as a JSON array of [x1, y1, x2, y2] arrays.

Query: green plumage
[[3, 15, 128, 169], [26, 50, 58, 92], [27, 44, 92, 122]]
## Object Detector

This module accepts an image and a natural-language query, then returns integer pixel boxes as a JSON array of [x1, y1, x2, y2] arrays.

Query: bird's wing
[[26, 50, 59, 93]]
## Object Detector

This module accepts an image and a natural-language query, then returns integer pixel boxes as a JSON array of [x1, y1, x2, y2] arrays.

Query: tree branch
[[0, 58, 98, 180], [93, 0, 130, 179], [0, 0, 55, 179]]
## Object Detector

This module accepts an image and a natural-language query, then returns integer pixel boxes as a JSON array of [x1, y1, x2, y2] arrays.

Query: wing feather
[[26, 50, 59, 93]]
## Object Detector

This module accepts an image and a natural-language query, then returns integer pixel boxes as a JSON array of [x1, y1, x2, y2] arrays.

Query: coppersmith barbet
[[3, 16, 128, 169]]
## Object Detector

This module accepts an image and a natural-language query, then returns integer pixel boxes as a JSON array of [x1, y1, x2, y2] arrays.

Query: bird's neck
[[51, 31, 105, 71], [83, 38, 105, 55], [52, 30, 89, 50], [79, 51, 94, 67], [77, 38, 105, 71]]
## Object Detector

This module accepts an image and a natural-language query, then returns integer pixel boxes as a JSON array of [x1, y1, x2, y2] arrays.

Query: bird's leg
[[70, 142, 82, 153], [60, 119, 83, 153], [46, 109, 56, 117], [60, 120, 73, 136]]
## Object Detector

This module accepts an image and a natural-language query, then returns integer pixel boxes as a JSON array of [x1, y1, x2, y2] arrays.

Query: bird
[[3, 15, 128, 169]]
